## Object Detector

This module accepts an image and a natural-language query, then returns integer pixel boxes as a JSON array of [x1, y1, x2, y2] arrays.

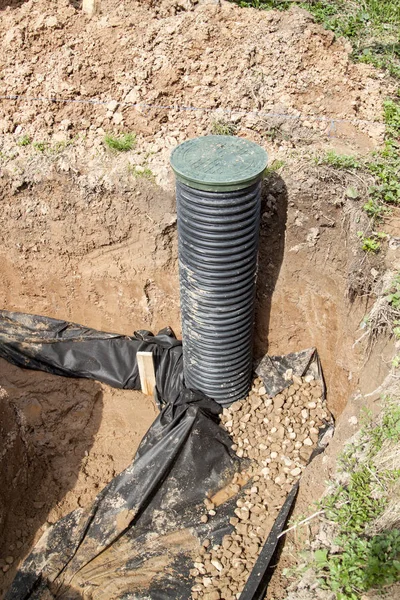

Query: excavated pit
[[0, 170, 373, 597]]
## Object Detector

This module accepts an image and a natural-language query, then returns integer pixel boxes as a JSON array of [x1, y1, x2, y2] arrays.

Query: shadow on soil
[[0, 359, 103, 598], [254, 174, 288, 358], [0, 0, 27, 9]]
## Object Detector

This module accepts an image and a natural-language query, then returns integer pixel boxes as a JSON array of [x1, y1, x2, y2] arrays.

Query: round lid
[[170, 135, 268, 192]]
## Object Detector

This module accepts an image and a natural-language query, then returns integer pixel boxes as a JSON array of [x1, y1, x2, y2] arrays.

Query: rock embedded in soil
[[191, 376, 328, 599]]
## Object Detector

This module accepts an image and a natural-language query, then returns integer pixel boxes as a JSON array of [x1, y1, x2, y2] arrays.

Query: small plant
[[357, 232, 381, 253], [366, 98, 400, 207], [265, 125, 290, 142], [345, 186, 359, 199], [366, 399, 400, 450], [316, 150, 361, 169], [357, 49, 400, 80], [17, 135, 31, 147], [363, 198, 389, 221], [52, 139, 72, 153], [128, 164, 155, 181], [33, 141, 48, 152], [104, 132, 136, 152], [264, 158, 285, 175], [385, 274, 400, 310], [211, 120, 237, 136], [364, 530, 400, 588], [315, 530, 400, 599], [310, 400, 400, 599], [323, 467, 384, 533], [383, 99, 400, 135]]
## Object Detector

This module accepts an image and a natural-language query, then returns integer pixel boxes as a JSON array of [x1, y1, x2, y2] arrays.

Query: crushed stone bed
[[191, 375, 328, 600]]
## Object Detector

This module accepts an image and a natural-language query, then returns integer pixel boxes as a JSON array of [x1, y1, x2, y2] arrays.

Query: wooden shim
[[82, 0, 100, 16], [137, 351, 156, 396]]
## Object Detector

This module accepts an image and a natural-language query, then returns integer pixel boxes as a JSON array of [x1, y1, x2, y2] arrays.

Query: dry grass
[[365, 271, 400, 343], [369, 438, 400, 534]]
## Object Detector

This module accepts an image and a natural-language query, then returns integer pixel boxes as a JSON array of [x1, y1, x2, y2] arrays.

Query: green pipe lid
[[170, 135, 268, 192]]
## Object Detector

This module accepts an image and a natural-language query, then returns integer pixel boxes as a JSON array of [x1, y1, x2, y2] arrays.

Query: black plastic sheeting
[[256, 347, 326, 399], [0, 310, 330, 600], [0, 311, 183, 407]]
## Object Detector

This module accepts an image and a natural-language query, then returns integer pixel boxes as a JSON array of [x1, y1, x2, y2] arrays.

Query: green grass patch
[[384, 272, 400, 311], [128, 164, 155, 181], [17, 135, 31, 147], [24, 138, 75, 155], [104, 132, 136, 152], [314, 530, 400, 599], [323, 467, 385, 533], [311, 400, 400, 599], [316, 150, 361, 169], [33, 141, 49, 153], [367, 398, 400, 452], [233, 0, 293, 9], [264, 158, 285, 175], [366, 98, 400, 207], [315, 95, 400, 236]]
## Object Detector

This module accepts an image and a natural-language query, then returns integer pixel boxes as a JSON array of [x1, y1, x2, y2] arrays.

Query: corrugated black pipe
[[176, 180, 261, 405]]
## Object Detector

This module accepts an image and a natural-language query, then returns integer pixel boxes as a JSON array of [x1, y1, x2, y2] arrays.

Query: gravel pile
[[191, 375, 328, 600]]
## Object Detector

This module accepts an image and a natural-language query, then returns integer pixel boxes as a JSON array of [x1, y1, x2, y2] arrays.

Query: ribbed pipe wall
[[177, 180, 261, 405]]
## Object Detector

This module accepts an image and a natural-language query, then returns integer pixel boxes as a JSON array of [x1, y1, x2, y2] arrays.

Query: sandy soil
[[0, 363, 158, 596]]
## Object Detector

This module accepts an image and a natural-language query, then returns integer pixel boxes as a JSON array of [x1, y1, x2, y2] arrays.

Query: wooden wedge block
[[82, 0, 100, 17], [137, 351, 156, 396]]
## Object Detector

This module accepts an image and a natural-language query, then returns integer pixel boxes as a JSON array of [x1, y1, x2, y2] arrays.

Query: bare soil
[[0, 0, 398, 598]]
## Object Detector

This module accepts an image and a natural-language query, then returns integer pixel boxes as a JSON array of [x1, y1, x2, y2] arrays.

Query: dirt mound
[[0, 0, 392, 185]]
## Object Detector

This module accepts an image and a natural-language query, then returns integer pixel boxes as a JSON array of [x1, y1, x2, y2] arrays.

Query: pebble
[[211, 559, 223, 572], [204, 499, 215, 511], [106, 100, 118, 112], [274, 395, 285, 409]]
